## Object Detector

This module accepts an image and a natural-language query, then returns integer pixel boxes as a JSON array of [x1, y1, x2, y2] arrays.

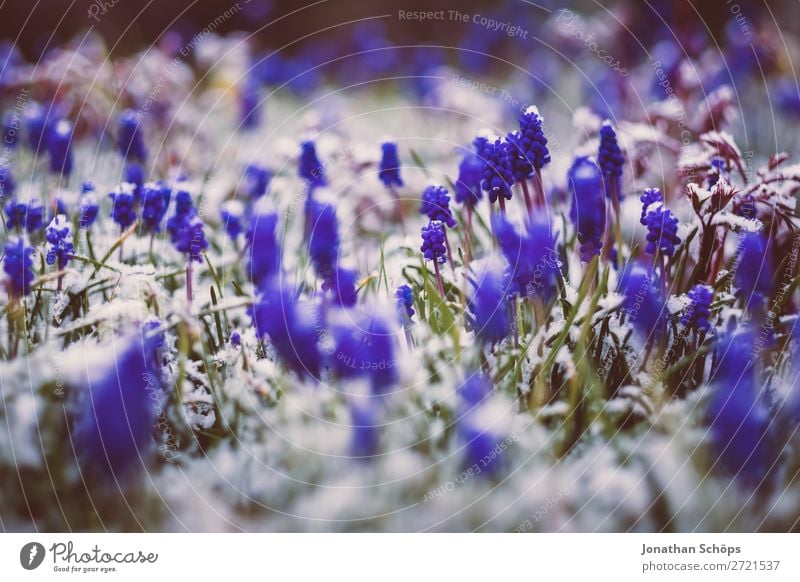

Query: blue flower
[[492, 212, 560, 301], [299, 140, 327, 186], [117, 109, 147, 161], [24, 102, 48, 152], [331, 311, 397, 393], [618, 263, 667, 339], [708, 330, 770, 485], [78, 189, 99, 229], [568, 156, 606, 262], [230, 331, 241, 346], [457, 372, 493, 407], [74, 331, 162, 477], [47, 119, 73, 176], [3, 238, 35, 298], [4, 197, 43, 232], [681, 284, 713, 332], [640, 188, 663, 224], [420, 185, 456, 228], [171, 217, 208, 263], [246, 210, 282, 288], [479, 136, 515, 203], [45, 215, 74, 269], [241, 163, 272, 199], [306, 197, 340, 281], [394, 284, 415, 318], [517, 106, 551, 171], [124, 163, 145, 198], [140, 182, 170, 233], [220, 200, 245, 240], [467, 259, 510, 345], [454, 152, 483, 207], [734, 233, 773, 308], [506, 130, 533, 182], [379, 141, 403, 187], [598, 121, 624, 198], [248, 279, 322, 378], [239, 74, 261, 129], [458, 397, 507, 476], [349, 398, 380, 460], [109, 183, 138, 228], [643, 206, 681, 256], [0, 165, 15, 198], [325, 266, 358, 307], [420, 220, 447, 264]]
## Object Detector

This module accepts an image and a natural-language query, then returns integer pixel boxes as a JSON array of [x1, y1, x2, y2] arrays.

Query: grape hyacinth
[[249, 279, 322, 378], [45, 215, 74, 270], [171, 217, 208, 263], [306, 197, 341, 282], [299, 140, 327, 187], [4, 198, 43, 233], [241, 163, 272, 199], [517, 106, 551, 172], [109, 183, 137, 229], [643, 205, 681, 257], [707, 330, 770, 485], [3, 238, 35, 298], [139, 182, 170, 233], [421, 220, 446, 265], [420, 185, 456, 228], [619, 263, 666, 340], [78, 183, 99, 229], [378, 141, 403, 187], [395, 284, 414, 319], [23, 101, 47, 152], [124, 163, 145, 198], [639, 188, 663, 224], [117, 109, 147, 161], [348, 398, 380, 460], [568, 156, 606, 262], [220, 200, 245, 241], [598, 121, 624, 198], [735, 233, 773, 309], [74, 330, 162, 477], [325, 266, 358, 308], [454, 152, 483, 208], [681, 284, 713, 332], [331, 312, 397, 393], [479, 135, 515, 207], [47, 119, 74, 176], [467, 259, 510, 345], [247, 210, 282, 289]]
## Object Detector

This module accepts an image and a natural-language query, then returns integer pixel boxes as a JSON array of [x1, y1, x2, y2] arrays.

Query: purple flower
[[394, 284, 415, 319], [117, 109, 147, 161], [47, 119, 73, 176], [618, 263, 667, 339], [324, 266, 358, 307], [331, 311, 397, 393], [708, 330, 770, 485], [517, 106, 551, 171], [3, 238, 35, 298], [246, 210, 282, 288], [249, 279, 321, 378], [681, 284, 713, 332], [24, 101, 48, 152], [299, 140, 327, 186], [4, 198, 43, 232], [171, 217, 208, 263], [640, 188, 663, 224], [78, 189, 99, 229], [420, 185, 456, 228], [349, 399, 380, 460], [74, 330, 162, 477], [379, 141, 403, 187], [420, 220, 447, 264], [45, 215, 74, 269], [241, 163, 272, 199], [467, 259, 510, 345], [478, 135, 515, 203], [598, 120, 624, 198], [568, 156, 606, 262], [734, 233, 773, 308], [306, 197, 340, 281], [140, 182, 170, 233], [220, 200, 245, 240], [454, 152, 483, 207], [643, 206, 681, 257], [109, 183, 138, 228], [457, 373, 493, 406]]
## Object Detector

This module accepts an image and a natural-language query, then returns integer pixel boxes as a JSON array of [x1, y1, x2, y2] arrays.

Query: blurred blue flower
[[4, 197, 43, 232], [735, 233, 773, 308], [140, 182, 170, 233], [618, 263, 666, 339], [467, 259, 510, 345], [394, 284, 414, 319], [117, 109, 147, 161], [681, 284, 713, 333], [568, 156, 605, 262], [306, 197, 340, 281], [109, 183, 137, 228], [299, 140, 326, 186], [331, 312, 397, 393], [241, 163, 272, 199], [47, 119, 73, 176], [220, 200, 245, 240], [454, 152, 483, 207], [45, 215, 74, 269], [379, 141, 403, 188], [3, 238, 35, 298], [246, 210, 282, 288]]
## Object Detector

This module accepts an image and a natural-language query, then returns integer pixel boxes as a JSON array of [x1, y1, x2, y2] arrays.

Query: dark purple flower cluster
[[681, 284, 713, 332], [478, 136, 515, 203], [109, 183, 138, 228], [45, 215, 74, 269], [420, 220, 447, 264], [643, 206, 681, 257], [454, 152, 483, 207], [379, 141, 403, 187], [3, 238, 35, 297], [420, 185, 456, 228], [568, 156, 606, 262], [4, 198, 43, 232]]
